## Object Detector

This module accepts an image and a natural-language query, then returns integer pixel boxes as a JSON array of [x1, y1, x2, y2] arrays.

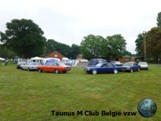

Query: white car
[[138, 62, 148, 70], [21, 62, 42, 71]]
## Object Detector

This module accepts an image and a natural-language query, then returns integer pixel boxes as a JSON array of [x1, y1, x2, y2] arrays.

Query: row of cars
[[17, 58, 148, 74], [17, 59, 71, 73], [84, 59, 148, 74]]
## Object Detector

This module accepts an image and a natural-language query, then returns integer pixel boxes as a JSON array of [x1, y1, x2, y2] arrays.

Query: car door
[[99, 63, 108, 73], [106, 63, 115, 72], [48, 63, 56, 72], [133, 63, 138, 71], [51, 62, 59, 72], [43, 63, 51, 71]]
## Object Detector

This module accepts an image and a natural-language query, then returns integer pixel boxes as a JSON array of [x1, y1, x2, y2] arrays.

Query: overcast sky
[[0, 0, 161, 54]]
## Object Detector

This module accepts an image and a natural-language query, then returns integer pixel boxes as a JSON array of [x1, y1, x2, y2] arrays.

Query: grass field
[[0, 63, 161, 121]]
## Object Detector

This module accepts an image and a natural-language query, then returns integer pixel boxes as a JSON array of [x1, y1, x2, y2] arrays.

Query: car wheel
[[92, 70, 97, 74], [39, 68, 42, 72], [55, 69, 59, 74], [130, 69, 133, 73], [114, 70, 118, 74]]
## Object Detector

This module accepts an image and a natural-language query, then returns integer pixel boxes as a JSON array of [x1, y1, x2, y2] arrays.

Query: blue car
[[122, 62, 140, 72], [85, 62, 119, 74]]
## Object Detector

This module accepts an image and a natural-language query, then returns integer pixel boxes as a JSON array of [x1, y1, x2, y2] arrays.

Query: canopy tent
[[30, 56, 43, 60], [30, 56, 43, 63], [0, 57, 5, 61]]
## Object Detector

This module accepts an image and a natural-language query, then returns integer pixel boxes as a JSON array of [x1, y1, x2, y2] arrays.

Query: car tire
[[92, 70, 97, 74], [130, 69, 133, 73], [114, 70, 118, 74], [39, 68, 43, 72], [55, 69, 59, 74]]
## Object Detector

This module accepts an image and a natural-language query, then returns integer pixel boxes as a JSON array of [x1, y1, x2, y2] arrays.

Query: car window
[[102, 63, 107, 67], [107, 63, 113, 67], [139, 62, 147, 65], [46, 62, 53, 66], [123, 62, 133, 66], [96, 63, 103, 67]]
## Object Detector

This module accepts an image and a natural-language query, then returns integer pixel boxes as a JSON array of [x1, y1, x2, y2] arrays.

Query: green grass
[[0, 63, 161, 121]]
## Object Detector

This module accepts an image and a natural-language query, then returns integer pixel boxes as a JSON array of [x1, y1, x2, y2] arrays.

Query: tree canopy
[[0, 19, 46, 58], [0, 44, 16, 59], [80, 34, 127, 60], [45, 39, 80, 59], [106, 34, 126, 60], [135, 32, 146, 57], [157, 12, 161, 27], [80, 34, 105, 59], [145, 27, 161, 62]]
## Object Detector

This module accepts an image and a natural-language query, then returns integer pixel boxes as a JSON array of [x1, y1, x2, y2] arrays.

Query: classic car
[[17, 62, 26, 69], [37, 61, 71, 73], [21, 62, 42, 71], [122, 62, 140, 72], [85, 62, 119, 74], [138, 62, 148, 70]]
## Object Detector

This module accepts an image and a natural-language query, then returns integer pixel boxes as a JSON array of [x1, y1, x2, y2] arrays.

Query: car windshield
[[45, 61, 65, 66], [123, 62, 133, 66], [87, 59, 107, 66], [32, 62, 41, 65], [96, 63, 103, 67], [139, 62, 147, 65]]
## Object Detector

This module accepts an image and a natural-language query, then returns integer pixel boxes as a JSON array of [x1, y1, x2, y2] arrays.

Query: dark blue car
[[122, 62, 140, 72], [85, 62, 119, 74]]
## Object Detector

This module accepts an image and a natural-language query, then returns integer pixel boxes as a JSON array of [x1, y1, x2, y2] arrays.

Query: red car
[[37, 61, 71, 73]]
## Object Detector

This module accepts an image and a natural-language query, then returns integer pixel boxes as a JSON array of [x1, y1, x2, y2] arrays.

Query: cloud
[[0, 0, 161, 53]]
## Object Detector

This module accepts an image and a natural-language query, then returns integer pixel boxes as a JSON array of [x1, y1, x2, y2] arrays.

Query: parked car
[[37, 61, 71, 73], [17, 62, 26, 69], [85, 62, 119, 74], [138, 62, 148, 70], [122, 62, 140, 72], [21, 62, 42, 71], [86, 58, 107, 67]]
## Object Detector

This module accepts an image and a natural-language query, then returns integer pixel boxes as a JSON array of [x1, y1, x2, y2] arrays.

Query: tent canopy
[[0, 57, 5, 61], [30, 56, 43, 60]]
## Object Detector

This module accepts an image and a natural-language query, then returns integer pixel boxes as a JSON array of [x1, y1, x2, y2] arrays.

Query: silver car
[[21, 62, 42, 71]]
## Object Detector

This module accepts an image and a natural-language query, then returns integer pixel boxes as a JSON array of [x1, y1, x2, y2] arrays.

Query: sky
[[0, 0, 161, 54]]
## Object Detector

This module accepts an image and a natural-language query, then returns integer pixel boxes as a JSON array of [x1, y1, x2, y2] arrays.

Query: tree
[[0, 19, 46, 58], [80, 34, 127, 60], [45, 39, 59, 54], [106, 34, 127, 60], [70, 44, 80, 59], [145, 27, 161, 62], [80, 34, 105, 59], [0, 44, 16, 59], [45, 39, 73, 58], [157, 12, 161, 27], [135, 32, 146, 57]]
